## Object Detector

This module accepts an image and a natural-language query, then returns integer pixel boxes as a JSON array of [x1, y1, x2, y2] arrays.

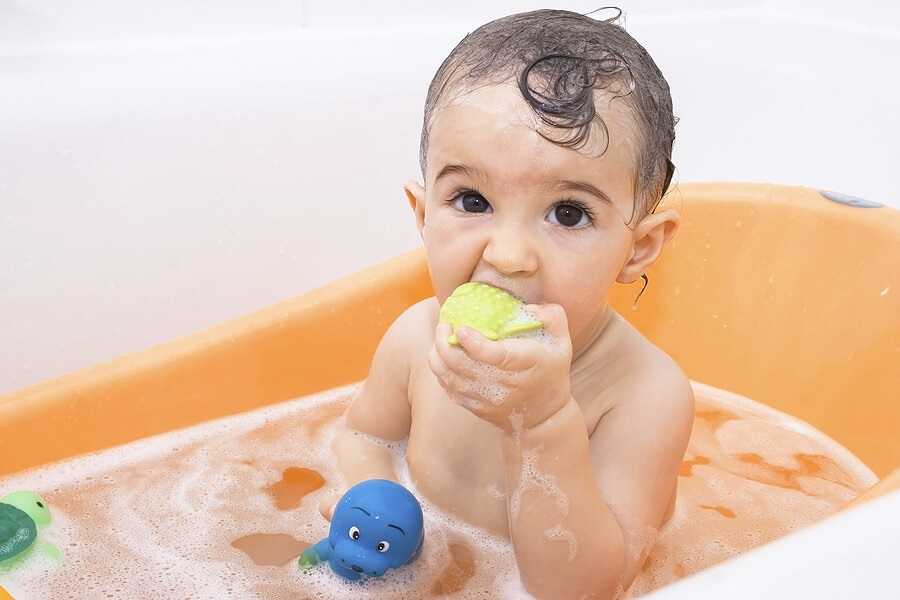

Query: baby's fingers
[[520, 302, 570, 344], [452, 326, 523, 371], [451, 303, 570, 369], [431, 323, 483, 382], [429, 335, 499, 413]]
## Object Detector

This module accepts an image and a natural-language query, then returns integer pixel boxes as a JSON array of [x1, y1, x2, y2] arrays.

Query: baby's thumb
[[524, 303, 569, 341]]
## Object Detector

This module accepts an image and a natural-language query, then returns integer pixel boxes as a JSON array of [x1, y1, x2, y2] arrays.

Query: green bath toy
[[0, 491, 51, 566], [439, 282, 542, 346]]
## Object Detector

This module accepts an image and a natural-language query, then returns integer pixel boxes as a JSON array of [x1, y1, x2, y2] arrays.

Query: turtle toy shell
[[0, 491, 51, 564]]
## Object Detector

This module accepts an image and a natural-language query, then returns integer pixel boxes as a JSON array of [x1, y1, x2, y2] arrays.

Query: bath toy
[[439, 282, 542, 346], [299, 479, 424, 581], [0, 491, 51, 565], [0, 583, 13, 600]]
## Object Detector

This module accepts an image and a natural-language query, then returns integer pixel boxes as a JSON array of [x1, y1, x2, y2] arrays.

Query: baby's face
[[417, 82, 641, 350]]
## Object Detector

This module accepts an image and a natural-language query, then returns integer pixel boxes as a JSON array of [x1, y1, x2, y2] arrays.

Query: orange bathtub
[[1, 182, 898, 594]]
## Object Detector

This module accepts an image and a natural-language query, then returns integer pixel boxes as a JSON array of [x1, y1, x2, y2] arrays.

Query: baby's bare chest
[[406, 377, 510, 534]]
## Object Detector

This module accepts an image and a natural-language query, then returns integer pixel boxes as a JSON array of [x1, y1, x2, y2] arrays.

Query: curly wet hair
[[419, 8, 676, 217]]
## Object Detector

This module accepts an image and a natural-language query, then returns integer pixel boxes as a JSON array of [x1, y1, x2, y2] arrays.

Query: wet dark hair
[[419, 8, 676, 217]]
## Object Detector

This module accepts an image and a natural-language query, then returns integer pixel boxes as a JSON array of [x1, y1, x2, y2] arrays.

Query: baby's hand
[[429, 303, 573, 434], [318, 492, 341, 522]]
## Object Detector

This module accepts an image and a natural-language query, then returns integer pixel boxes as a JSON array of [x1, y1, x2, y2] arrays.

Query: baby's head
[[419, 9, 675, 219]]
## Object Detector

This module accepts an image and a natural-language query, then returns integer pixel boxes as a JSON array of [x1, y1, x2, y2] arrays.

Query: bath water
[[0, 381, 877, 599]]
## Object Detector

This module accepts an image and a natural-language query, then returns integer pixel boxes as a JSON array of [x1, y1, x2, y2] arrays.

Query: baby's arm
[[586, 359, 694, 590], [430, 306, 693, 599], [506, 356, 692, 598], [328, 303, 425, 510]]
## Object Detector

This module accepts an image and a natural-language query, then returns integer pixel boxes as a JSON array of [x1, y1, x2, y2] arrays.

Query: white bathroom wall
[[2, 0, 899, 394]]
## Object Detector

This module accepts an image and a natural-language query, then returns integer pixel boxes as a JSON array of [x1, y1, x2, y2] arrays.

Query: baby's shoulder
[[379, 297, 440, 352], [393, 296, 439, 331], [617, 313, 690, 398], [363, 297, 440, 395], [605, 311, 683, 373], [578, 312, 694, 428]]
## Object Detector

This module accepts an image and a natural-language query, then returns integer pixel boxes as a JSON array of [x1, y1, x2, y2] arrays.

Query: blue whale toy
[[299, 479, 424, 581]]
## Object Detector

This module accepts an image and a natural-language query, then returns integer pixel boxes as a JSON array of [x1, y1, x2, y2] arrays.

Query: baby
[[328, 9, 694, 599]]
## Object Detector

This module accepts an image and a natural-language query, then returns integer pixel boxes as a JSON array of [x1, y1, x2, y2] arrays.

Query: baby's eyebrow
[[549, 179, 615, 207], [434, 163, 485, 184]]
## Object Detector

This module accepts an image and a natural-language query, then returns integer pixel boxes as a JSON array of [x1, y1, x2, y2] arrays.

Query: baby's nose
[[483, 221, 538, 275]]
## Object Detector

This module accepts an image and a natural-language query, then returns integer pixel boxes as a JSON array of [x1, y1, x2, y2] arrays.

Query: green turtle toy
[[0, 491, 51, 566], [439, 282, 543, 346]]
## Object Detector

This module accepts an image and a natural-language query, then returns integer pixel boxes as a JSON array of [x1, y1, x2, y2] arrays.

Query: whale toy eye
[[349, 526, 360, 540], [377, 541, 390, 553]]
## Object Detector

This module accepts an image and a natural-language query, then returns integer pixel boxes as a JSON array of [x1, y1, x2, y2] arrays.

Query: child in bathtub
[[326, 9, 694, 599]]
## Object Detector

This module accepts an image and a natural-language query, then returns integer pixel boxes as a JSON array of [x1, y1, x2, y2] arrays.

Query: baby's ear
[[404, 179, 427, 237], [617, 209, 680, 284]]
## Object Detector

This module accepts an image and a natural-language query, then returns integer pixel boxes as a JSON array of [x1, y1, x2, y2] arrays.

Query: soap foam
[[0, 381, 878, 599], [606, 499, 658, 566], [0, 384, 526, 600], [506, 305, 561, 348], [544, 525, 578, 562], [509, 446, 570, 522], [468, 364, 510, 406]]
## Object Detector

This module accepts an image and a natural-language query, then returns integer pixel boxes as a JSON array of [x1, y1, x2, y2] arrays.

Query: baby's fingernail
[[454, 327, 475, 344]]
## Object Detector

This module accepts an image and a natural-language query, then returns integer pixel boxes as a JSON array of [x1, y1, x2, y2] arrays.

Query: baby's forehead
[[430, 81, 641, 168], [435, 82, 542, 127]]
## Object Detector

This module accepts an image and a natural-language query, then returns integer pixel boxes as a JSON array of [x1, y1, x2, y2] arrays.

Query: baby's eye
[[451, 192, 492, 214], [548, 203, 590, 228]]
